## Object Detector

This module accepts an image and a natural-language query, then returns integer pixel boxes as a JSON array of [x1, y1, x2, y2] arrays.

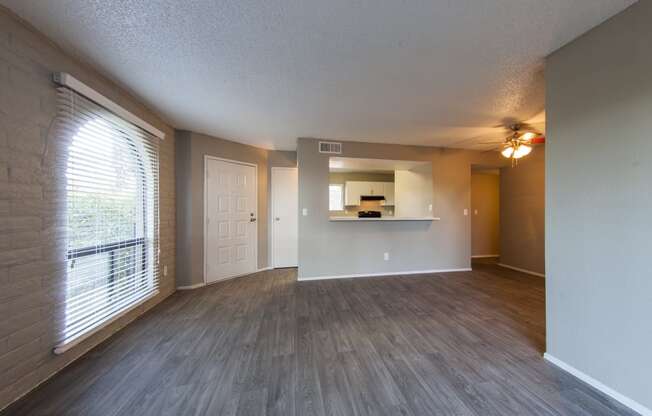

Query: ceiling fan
[[496, 123, 545, 165]]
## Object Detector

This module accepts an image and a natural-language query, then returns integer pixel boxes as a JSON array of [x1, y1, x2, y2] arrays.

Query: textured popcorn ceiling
[[1, 0, 636, 150]]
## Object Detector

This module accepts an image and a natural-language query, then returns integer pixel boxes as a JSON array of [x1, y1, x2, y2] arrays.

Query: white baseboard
[[176, 283, 205, 290], [298, 268, 472, 281], [497, 263, 545, 278], [544, 353, 652, 416], [471, 254, 500, 259], [178, 267, 274, 290]]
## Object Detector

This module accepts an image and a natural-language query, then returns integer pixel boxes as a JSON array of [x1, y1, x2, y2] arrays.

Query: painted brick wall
[[0, 8, 176, 410]]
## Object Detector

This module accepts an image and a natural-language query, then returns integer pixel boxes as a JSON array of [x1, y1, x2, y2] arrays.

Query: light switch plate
[[302, 208, 308, 216], [464, 209, 468, 216]]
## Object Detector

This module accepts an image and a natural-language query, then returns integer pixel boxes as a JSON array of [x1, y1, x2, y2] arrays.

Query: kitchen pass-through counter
[[329, 216, 440, 221]]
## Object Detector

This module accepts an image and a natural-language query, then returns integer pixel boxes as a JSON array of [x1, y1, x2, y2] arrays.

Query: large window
[[56, 85, 160, 352], [329, 184, 344, 211]]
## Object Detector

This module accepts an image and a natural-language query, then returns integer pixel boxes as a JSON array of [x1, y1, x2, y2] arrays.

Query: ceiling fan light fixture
[[521, 132, 536, 141], [513, 144, 532, 159], [498, 123, 540, 164]]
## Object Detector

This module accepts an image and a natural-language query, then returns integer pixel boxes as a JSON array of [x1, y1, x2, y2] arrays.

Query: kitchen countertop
[[329, 216, 440, 221]]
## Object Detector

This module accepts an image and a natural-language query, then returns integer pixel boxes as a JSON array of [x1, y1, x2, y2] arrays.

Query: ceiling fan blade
[[446, 132, 506, 148], [447, 118, 546, 149], [530, 136, 546, 144], [518, 122, 544, 134], [481, 148, 501, 154]]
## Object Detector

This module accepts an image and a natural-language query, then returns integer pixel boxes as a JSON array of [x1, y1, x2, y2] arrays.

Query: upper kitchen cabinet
[[344, 181, 366, 206], [382, 182, 395, 206], [344, 181, 393, 206]]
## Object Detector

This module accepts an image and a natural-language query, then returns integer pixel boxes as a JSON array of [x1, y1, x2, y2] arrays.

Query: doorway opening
[[471, 166, 501, 267]]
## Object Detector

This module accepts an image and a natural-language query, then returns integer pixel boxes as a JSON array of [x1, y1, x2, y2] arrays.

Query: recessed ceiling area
[[1, 0, 636, 150]]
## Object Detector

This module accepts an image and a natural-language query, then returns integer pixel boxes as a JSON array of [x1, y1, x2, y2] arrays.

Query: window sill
[[53, 290, 159, 355]]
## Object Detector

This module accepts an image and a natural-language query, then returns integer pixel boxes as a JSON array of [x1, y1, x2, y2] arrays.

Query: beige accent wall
[[0, 8, 176, 410], [175, 131, 296, 287], [499, 147, 545, 274], [471, 172, 500, 257]]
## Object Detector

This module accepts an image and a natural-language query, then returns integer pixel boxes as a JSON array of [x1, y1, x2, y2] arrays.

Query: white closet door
[[205, 158, 257, 283], [272, 167, 298, 268]]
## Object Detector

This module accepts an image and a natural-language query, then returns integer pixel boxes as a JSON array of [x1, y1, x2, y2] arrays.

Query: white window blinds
[[329, 184, 344, 211], [54, 85, 160, 354]]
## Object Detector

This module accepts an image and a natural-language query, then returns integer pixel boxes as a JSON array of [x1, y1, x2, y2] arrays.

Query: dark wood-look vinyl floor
[[3, 263, 638, 416]]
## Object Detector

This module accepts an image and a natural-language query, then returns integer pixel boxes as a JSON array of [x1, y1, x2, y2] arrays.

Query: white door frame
[[203, 155, 258, 285], [270, 167, 298, 268]]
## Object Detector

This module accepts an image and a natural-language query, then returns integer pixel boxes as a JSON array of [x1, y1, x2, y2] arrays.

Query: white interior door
[[205, 158, 257, 283], [272, 167, 298, 268]]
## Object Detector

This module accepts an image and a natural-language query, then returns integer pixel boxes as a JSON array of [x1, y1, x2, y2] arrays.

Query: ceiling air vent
[[319, 141, 342, 154]]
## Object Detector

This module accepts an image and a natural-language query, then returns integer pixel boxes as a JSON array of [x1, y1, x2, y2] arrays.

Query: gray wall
[[175, 131, 296, 287], [471, 172, 500, 257], [0, 7, 177, 410], [297, 137, 504, 279], [499, 147, 545, 274], [546, 1, 652, 410]]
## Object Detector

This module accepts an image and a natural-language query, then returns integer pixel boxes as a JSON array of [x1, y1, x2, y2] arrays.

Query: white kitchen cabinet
[[368, 182, 385, 196], [344, 181, 394, 206], [344, 181, 366, 206], [382, 182, 395, 206]]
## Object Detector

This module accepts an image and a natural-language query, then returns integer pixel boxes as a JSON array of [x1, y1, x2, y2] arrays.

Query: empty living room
[[1, 1, 651, 415]]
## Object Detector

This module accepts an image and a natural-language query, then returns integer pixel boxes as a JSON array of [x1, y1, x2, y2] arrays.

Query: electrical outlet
[[428, 204, 432, 212], [163, 265, 168, 277], [384, 252, 389, 261]]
